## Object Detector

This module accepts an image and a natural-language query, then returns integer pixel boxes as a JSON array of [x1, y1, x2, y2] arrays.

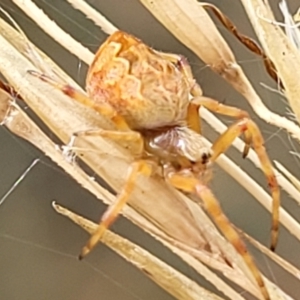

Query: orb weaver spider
[[30, 30, 279, 300]]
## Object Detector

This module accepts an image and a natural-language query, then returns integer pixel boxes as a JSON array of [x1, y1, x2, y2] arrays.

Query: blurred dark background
[[0, 1, 300, 299]]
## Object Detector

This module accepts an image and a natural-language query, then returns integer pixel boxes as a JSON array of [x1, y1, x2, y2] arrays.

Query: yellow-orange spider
[[29, 30, 279, 300]]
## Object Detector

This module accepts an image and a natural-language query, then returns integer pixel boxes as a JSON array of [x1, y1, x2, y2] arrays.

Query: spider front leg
[[189, 96, 252, 156], [165, 168, 270, 300], [28, 70, 131, 131], [79, 158, 154, 259], [209, 117, 280, 251], [157, 52, 204, 134], [160, 53, 251, 141], [74, 129, 150, 259], [67, 128, 144, 156]]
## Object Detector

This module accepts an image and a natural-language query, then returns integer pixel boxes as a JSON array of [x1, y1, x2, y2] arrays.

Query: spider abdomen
[[86, 31, 190, 130]]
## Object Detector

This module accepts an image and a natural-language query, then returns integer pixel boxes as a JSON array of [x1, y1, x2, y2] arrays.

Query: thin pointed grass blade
[[53, 202, 226, 300]]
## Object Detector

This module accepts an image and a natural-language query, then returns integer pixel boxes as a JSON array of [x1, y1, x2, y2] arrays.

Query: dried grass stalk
[[240, 0, 300, 196], [240, 0, 300, 128], [0, 1, 298, 299], [53, 202, 227, 300]]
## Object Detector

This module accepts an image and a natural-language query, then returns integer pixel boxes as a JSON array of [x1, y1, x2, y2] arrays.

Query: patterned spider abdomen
[[86, 31, 190, 130]]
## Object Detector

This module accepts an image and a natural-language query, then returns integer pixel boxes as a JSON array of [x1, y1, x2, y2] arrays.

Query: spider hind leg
[[165, 168, 270, 300], [210, 117, 280, 252], [79, 159, 153, 260]]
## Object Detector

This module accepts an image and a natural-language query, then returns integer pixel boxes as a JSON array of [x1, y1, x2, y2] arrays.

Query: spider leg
[[79, 159, 153, 260], [210, 118, 280, 251], [158, 53, 254, 139], [185, 78, 203, 134], [191, 96, 249, 119], [157, 52, 205, 134], [75, 128, 142, 141], [72, 129, 144, 155], [28, 70, 130, 131], [187, 99, 202, 134], [156, 52, 199, 89], [191, 96, 252, 157], [165, 169, 270, 300]]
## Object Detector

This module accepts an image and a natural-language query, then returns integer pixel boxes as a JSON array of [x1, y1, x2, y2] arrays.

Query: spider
[[29, 30, 279, 300]]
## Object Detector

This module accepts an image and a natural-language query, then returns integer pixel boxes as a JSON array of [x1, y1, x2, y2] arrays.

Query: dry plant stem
[[242, 231, 300, 281], [241, 0, 300, 126], [65, 0, 118, 34], [0, 20, 256, 300], [0, 87, 12, 123], [139, 0, 300, 142], [12, 0, 93, 65], [0, 15, 84, 89], [274, 161, 300, 193], [53, 202, 226, 300]]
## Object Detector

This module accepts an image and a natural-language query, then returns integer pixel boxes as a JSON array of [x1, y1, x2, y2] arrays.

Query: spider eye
[[201, 151, 211, 164]]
